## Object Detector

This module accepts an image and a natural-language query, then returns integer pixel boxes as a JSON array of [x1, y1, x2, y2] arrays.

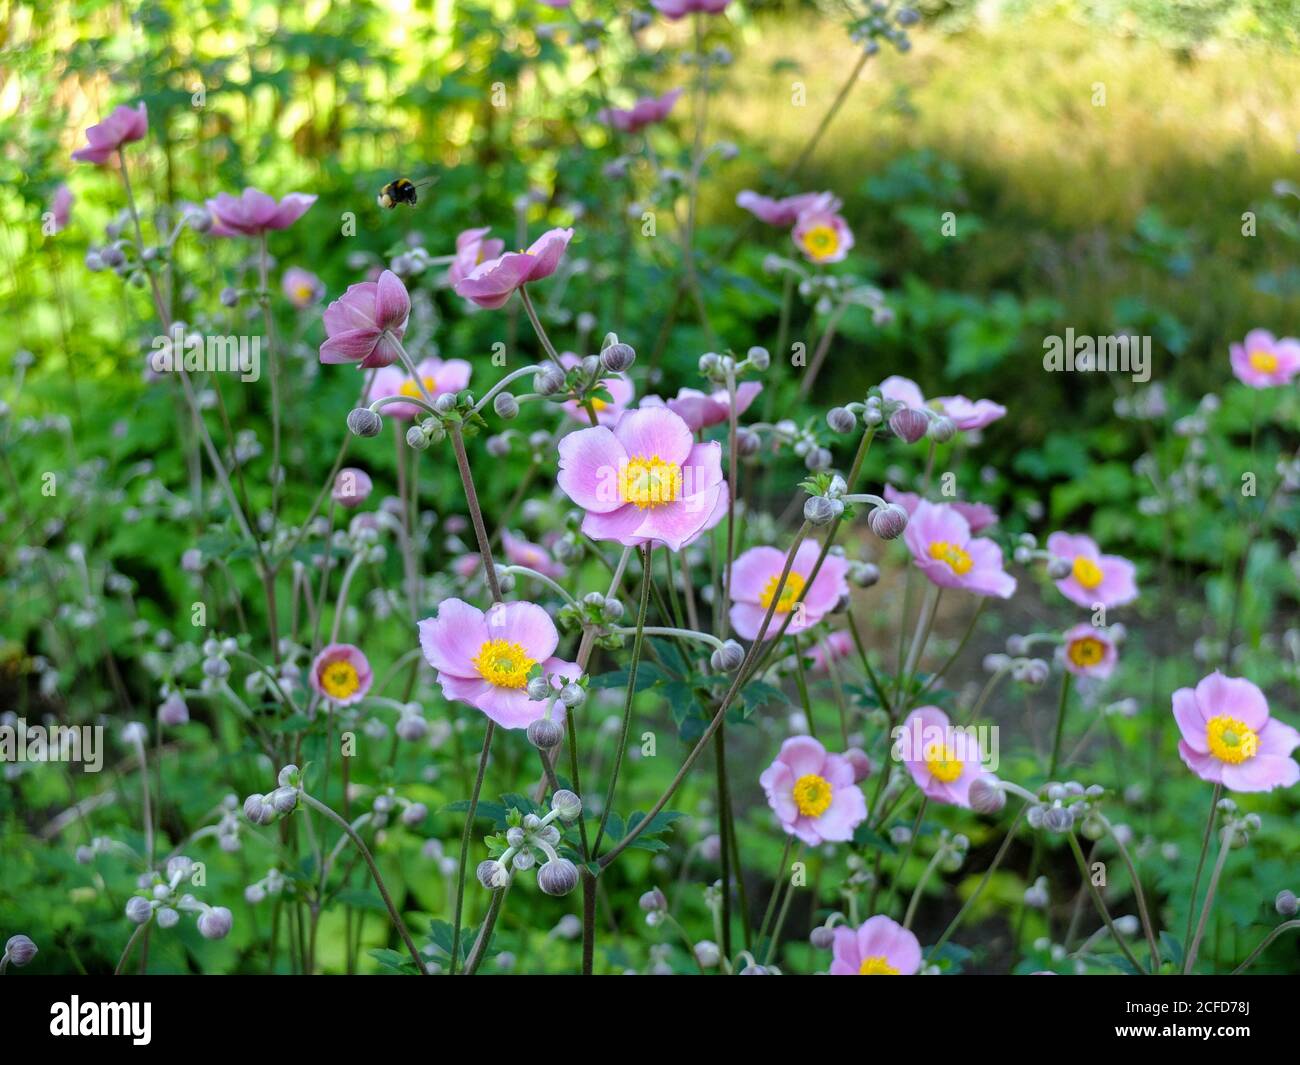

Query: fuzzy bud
[[535, 365, 566, 396], [4, 934, 38, 967], [527, 718, 564, 749], [968, 775, 1007, 815], [888, 407, 929, 443], [243, 793, 276, 825], [1275, 889, 1298, 917], [804, 495, 837, 526], [850, 561, 880, 587], [747, 346, 771, 371], [560, 683, 586, 708], [826, 406, 857, 434], [735, 427, 761, 457], [550, 789, 583, 822], [538, 858, 580, 897], [527, 676, 552, 701], [493, 392, 519, 419], [600, 343, 637, 373], [928, 415, 957, 443], [347, 408, 383, 438], [1047, 557, 1072, 580], [125, 896, 153, 924], [710, 639, 745, 673], [477, 860, 509, 889], [868, 503, 908, 540], [197, 907, 233, 940]]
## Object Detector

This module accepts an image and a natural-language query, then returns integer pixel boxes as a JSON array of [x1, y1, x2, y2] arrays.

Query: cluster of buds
[[124, 856, 232, 940], [477, 791, 584, 896], [639, 886, 669, 927], [982, 644, 1051, 688], [556, 588, 625, 635], [866, 389, 955, 446], [242, 765, 303, 825], [75, 835, 140, 865], [698, 346, 769, 387], [1214, 798, 1262, 849], [848, 3, 920, 54], [1025, 780, 1106, 834], [197, 635, 241, 688], [243, 868, 287, 905], [930, 829, 971, 873], [822, 481, 908, 541]]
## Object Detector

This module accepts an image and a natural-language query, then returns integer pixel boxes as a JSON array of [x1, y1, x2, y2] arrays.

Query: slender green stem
[[1231, 920, 1300, 974], [464, 887, 507, 975], [1184, 823, 1232, 974], [1184, 784, 1222, 955], [930, 804, 1027, 956], [449, 723, 496, 976], [1067, 832, 1144, 972], [1047, 671, 1073, 780]]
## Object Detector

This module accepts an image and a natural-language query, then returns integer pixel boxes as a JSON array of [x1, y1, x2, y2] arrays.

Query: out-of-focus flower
[[448, 227, 506, 287], [556, 407, 727, 551], [904, 501, 1015, 598], [503, 530, 567, 579], [418, 599, 579, 729], [759, 736, 867, 845], [829, 915, 921, 975], [72, 103, 148, 163], [736, 190, 840, 227], [642, 382, 763, 432], [372, 356, 472, 420], [1229, 329, 1300, 389], [879, 375, 926, 408], [884, 484, 997, 535], [600, 89, 683, 133], [309, 643, 373, 707], [1174, 672, 1300, 792], [331, 467, 373, 509], [319, 270, 411, 368], [453, 227, 574, 310], [1046, 532, 1137, 609], [205, 188, 316, 237], [1062, 623, 1118, 679], [728, 540, 850, 640], [49, 185, 73, 232], [792, 209, 853, 264], [652, 0, 731, 18], [806, 631, 854, 672], [282, 266, 325, 308], [932, 394, 1006, 431]]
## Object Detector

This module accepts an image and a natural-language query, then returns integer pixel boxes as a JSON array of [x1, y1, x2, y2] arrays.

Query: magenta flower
[[807, 630, 854, 672], [759, 736, 867, 845], [453, 227, 574, 310], [600, 89, 684, 134], [1046, 531, 1137, 609], [372, 356, 472, 419], [933, 394, 1007, 431], [884, 484, 997, 534], [447, 227, 506, 287], [205, 188, 316, 237], [331, 467, 373, 509], [879, 374, 926, 408], [736, 190, 840, 227], [898, 706, 988, 807], [1229, 329, 1300, 388], [904, 501, 1015, 598], [49, 184, 73, 232], [793, 208, 854, 264], [319, 270, 411, 369], [556, 407, 726, 551], [72, 103, 148, 163], [652, 0, 731, 18], [502, 530, 567, 579], [560, 352, 635, 426], [1062, 623, 1117, 679], [282, 266, 324, 309], [644, 382, 762, 432], [1174, 672, 1299, 792], [729, 540, 849, 640], [418, 599, 579, 729], [829, 915, 921, 975], [309, 644, 373, 707]]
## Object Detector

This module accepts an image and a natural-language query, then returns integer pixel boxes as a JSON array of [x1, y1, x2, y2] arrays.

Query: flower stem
[[464, 886, 507, 975], [449, 722, 495, 976], [517, 285, 565, 369], [1184, 823, 1232, 974], [1183, 783, 1222, 956], [1066, 831, 1144, 972]]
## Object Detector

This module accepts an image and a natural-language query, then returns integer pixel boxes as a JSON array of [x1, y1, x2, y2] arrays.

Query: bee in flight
[[376, 175, 435, 210]]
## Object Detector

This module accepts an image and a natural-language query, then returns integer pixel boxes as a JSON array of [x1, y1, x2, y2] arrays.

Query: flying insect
[[376, 176, 435, 210]]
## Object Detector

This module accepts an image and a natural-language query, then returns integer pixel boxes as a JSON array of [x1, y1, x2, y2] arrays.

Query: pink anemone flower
[[829, 915, 922, 975], [1046, 531, 1138, 609], [806, 630, 855, 672], [502, 530, 567, 579], [1061, 623, 1118, 679], [759, 736, 867, 845], [453, 227, 574, 310], [884, 484, 997, 535], [879, 375, 926, 409], [904, 501, 1015, 599], [898, 706, 989, 807], [729, 540, 850, 641], [556, 407, 726, 551], [319, 270, 411, 369], [205, 188, 316, 237], [331, 468, 373, 509], [1229, 329, 1300, 388], [418, 599, 579, 729], [282, 266, 325, 308], [932, 394, 1007, 431], [50, 185, 74, 231], [1174, 672, 1300, 793], [599, 89, 683, 134], [652, 0, 731, 18], [72, 103, 148, 163], [793, 209, 854, 264], [644, 383, 762, 432], [448, 227, 506, 288], [736, 190, 840, 227], [372, 356, 472, 420], [560, 352, 635, 426], [309, 644, 373, 707]]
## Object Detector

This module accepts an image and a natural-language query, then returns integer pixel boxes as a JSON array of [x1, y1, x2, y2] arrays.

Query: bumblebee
[[377, 176, 434, 209]]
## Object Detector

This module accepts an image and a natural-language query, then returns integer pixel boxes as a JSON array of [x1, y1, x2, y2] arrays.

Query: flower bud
[[1042, 805, 1075, 833], [826, 406, 857, 434], [1047, 556, 1072, 580], [1275, 889, 1298, 916], [698, 352, 721, 376], [804, 447, 833, 472], [968, 775, 1007, 815], [868, 503, 908, 540], [538, 858, 580, 896], [601, 597, 625, 622], [843, 748, 872, 784], [694, 940, 722, 967], [747, 346, 770, 371], [477, 860, 509, 889], [270, 786, 298, 814], [347, 407, 383, 438], [639, 887, 668, 912], [550, 789, 583, 821], [197, 907, 233, 940], [535, 365, 566, 396], [527, 718, 564, 749], [804, 495, 837, 526], [156, 907, 180, 929], [527, 676, 552, 701], [493, 392, 519, 419], [850, 561, 880, 587], [157, 693, 189, 726], [888, 407, 929, 443], [928, 415, 957, 443], [735, 427, 761, 457], [710, 639, 745, 673], [809, 925, 836, 950], [220, 286, 240, 307], [560, 683, 586, 708], [243, 793, 276, 825], [4, 934, 38, 967], [600, 343, 636, 373], [125, 896, 153, 924], [433, 393, 458, 414]]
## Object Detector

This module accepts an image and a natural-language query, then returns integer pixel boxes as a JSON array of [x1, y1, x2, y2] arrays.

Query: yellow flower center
[[1248, 349, 1278, 373], [924, 743, 963, 783], [1205, 714, 1258, 765], [1067, 636, 1106, 668], [399, 375, 439, 399], [928, 541, 972, 575], [792, 773, 833, 817], [320, 661, 360, 700], [1072, 556, 1103, 589], [859, 955, 900, 975], [619, 455, 682, 508], [294, 283, 315, 303], [759, 571, 807, 613], [801, 224, 840, 260], [471, 639, 536, 689]]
